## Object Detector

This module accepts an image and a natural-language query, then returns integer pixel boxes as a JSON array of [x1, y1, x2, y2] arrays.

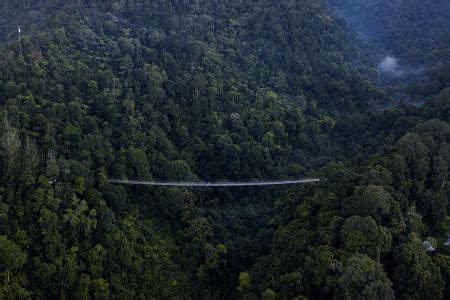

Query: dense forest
[[0, 0, 449, 298], [330, 0, 450, 101]]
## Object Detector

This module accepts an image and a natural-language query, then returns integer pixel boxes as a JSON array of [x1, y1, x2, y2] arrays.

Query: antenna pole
[[18, 25, 22, 56]]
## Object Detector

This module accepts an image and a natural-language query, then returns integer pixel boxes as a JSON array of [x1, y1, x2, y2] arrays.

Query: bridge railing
[[108, 178, 321, 187]]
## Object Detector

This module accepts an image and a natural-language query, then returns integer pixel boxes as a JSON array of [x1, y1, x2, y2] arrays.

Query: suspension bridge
[[108, 178, 321, 187]]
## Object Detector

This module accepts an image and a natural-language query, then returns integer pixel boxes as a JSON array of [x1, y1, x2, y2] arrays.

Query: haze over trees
[[0, 0, 449, 298]]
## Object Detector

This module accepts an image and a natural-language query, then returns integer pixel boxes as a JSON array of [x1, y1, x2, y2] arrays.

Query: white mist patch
[[379, 56, 403, 76]]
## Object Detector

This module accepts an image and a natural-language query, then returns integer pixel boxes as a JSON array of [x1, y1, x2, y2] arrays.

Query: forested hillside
[[330, 0, 450, 100], [0, 0, 449, 299], [330, 0, 450, 59]]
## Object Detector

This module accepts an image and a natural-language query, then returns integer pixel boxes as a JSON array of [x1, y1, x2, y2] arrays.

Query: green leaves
[[305, 246, 338, 289], [0, 235, 27, 275], [237, 272, 252, 296], [0, 0, 449, 298], [0, 235, 28, 298], [340, 216, 392, 258], [393, 241, 445, 299], [63, 196, 97, 239], [338, 254, 394, 300], [342, 185, 392, 223]]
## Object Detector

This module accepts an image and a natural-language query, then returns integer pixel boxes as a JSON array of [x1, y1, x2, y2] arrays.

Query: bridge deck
[[108, 179, 320, 187]]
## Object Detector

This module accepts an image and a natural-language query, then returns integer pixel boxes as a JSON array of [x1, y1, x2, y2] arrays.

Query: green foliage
[[340, 216, 392, 258], [338, 254, 394, 300], [0, 0, 449, 298], [393, 242, 445, 299], [237, 272, 252, 297], [0, 236, 27, 273], [342, 185, 392, 223], [0, 235, 29, 298]]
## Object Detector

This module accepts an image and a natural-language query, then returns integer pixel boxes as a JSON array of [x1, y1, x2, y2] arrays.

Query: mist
[[379, 56, 403, 77]]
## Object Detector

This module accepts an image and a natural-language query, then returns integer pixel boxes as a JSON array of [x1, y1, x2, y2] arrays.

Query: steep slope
[[330, 0, 450, 60], [243, 99, 450, 299], [329, 0, 450, 100], [0, 0, 389, 298], [1, 0, 450, 299], [236, 2, 450, 298]]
